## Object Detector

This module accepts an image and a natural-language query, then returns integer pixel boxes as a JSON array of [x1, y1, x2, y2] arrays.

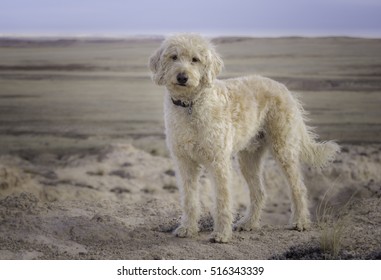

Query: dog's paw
[[233, 220, 259, 232], [173, 225, 198, 238], [292, 218, 311, 232], [209, 230, 232, 243]]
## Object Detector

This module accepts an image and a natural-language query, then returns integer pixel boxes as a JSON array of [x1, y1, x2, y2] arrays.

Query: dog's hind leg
[[173, 157, 201, 238], [266, 97, 311, 230], [235, 145, 268, 231], [272, 144, 311, 231]]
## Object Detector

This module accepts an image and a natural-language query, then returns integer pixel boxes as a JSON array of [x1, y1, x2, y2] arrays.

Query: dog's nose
[[176, 73, 188, 85]]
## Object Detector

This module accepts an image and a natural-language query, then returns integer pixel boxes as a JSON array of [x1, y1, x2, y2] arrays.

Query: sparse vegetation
[[315, 188, 354, 259]]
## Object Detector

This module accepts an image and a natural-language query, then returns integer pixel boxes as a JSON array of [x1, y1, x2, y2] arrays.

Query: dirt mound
[[0, 143, 380, 259]]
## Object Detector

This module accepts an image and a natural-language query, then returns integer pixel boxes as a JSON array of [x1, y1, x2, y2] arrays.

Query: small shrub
[[316, 188, 354, 259]]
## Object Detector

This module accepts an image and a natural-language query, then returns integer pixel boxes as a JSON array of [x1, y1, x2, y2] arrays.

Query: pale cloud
[[0, 0, 380, 36]]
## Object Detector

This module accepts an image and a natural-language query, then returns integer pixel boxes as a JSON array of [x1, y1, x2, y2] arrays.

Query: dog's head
[[149, 34, 223, 99]]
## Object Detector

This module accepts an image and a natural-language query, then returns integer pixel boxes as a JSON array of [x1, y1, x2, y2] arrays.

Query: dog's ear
[[203, 47, 223, 87], [149, 46, 166, 85]]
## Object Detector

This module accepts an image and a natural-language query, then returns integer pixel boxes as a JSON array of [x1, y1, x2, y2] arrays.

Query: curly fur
[[149, 34, 340, 243]]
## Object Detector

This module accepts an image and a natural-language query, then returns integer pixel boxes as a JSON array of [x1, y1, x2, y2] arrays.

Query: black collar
[[171, 98, 191, 108], [171, 98, 193, 114]]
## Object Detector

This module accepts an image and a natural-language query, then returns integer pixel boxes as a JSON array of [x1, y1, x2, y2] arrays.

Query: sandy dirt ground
[[0, 37, 380, 259]]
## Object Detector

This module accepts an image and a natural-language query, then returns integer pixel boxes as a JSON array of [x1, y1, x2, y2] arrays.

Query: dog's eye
[[192, 57, 200, 63], [171, 55, 178, 61]]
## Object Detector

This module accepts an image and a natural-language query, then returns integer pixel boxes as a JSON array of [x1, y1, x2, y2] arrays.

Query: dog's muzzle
[[176, 72, 188, 86]]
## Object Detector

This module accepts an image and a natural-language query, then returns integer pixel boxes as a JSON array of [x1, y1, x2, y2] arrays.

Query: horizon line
[[1, 32, 381, 40]]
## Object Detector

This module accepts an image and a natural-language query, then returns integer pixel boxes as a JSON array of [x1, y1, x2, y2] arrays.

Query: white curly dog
[[149, 34, 339, 243]]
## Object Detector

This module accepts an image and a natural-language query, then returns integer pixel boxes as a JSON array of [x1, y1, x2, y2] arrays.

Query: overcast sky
[[1, 0, 381, 37]]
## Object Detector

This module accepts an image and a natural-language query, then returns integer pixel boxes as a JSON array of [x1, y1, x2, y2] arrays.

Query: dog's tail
[[299, 122, 340, 168], [293, 95, 340, 168]]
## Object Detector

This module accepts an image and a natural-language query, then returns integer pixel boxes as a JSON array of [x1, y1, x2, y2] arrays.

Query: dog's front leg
[[209, 160, 233, 243], [173, 157, 201, 238]]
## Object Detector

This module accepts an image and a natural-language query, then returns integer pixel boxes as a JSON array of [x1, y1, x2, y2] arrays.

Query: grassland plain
[[0, 37, 380, 259]]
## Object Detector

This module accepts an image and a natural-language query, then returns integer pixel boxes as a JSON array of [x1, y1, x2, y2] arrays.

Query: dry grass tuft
[[315, 187, 355, 259]]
